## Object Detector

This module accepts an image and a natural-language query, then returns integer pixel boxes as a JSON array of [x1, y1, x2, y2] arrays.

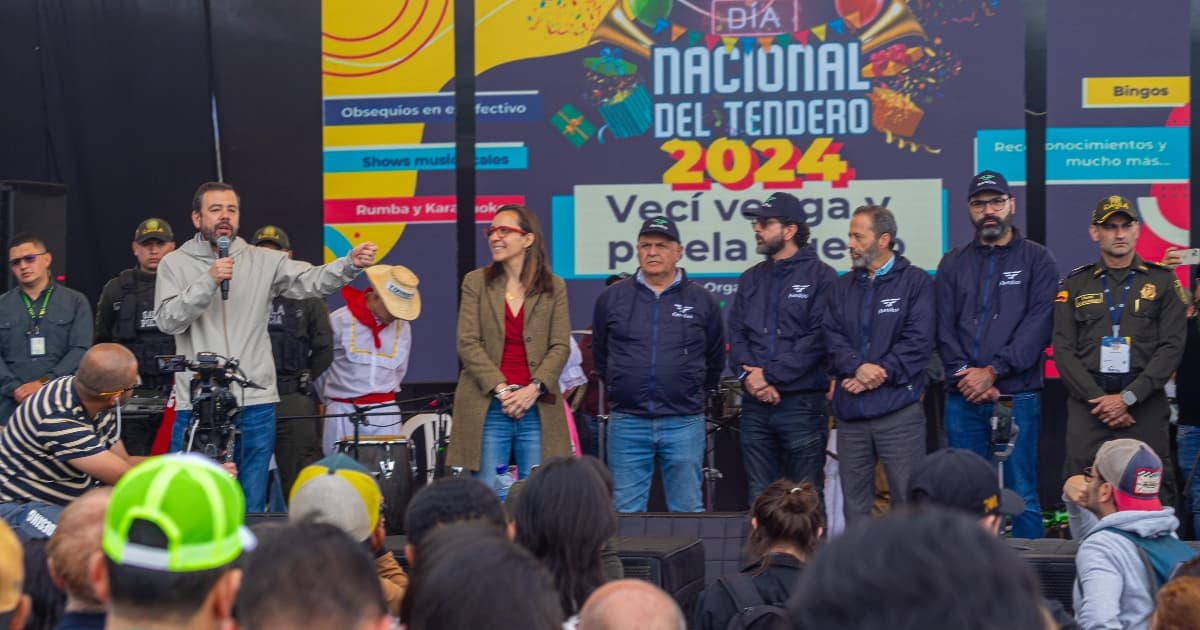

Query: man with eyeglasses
[[94, 218, 178, 456], [935, 171, 1058, 538], [1054, 195, 1187, 508], [0, 344, 144, 538], [0, 234, 92, 425], [592, 217, 725, 512], [728, 192, 837, 506]]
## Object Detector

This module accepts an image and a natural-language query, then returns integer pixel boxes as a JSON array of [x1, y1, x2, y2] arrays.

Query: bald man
[[0, 344, 143, 539], [48, 487, 110, 628], [577, 579, 686, 630]]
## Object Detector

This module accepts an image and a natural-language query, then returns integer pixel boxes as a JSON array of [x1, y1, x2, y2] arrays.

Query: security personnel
[[252, 226, 333, 500], [1053, 195, 1187, 505], [95, 218, 177, 454]]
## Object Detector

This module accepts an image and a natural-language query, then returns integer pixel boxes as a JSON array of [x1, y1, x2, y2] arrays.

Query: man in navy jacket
[[593, 218, 725, 512], [826, 205, 934, 522], [729, 192, 837, 505], [936, 171, 1057, 538]]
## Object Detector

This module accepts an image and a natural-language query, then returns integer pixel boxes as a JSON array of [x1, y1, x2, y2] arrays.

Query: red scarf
[[341, 286, 389, 349]]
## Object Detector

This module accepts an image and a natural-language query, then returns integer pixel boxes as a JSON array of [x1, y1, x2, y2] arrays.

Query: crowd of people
[[0, 173, 1196, 628]]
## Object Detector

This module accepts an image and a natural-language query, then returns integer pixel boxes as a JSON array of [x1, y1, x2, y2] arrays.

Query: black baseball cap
[[967, 170, 1011, 199], [638, 217, 680, 242], [1092, 195, 1140, 225], [743, 192, 806, 224], [908, 448, 1025, 518]]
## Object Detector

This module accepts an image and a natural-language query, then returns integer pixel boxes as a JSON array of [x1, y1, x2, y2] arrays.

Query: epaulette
[[1067, 263, 1095, 278], [1142, 260, 1172, 272]]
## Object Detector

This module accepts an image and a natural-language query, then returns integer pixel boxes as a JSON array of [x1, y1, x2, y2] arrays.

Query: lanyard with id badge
[[1099, 272, 1134, 374], [22, 284, 53, 357]]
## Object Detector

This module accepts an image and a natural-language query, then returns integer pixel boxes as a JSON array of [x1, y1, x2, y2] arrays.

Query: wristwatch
[[530, 378, 546, 394], [1121, 390, 1138, 406]]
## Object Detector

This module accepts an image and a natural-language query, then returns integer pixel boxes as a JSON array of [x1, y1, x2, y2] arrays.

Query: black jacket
[[592, 270, 724, 417], [691, 554, 803, 630]]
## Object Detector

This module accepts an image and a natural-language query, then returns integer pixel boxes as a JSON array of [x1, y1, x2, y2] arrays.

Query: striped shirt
[[0, 376, 119, 505]]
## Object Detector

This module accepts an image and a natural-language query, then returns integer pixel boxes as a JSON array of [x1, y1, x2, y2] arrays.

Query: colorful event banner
[[977, 0, 1190, 279], [323, 0, 1026, 381]]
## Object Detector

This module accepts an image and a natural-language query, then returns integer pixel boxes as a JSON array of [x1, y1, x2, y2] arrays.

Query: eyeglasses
[[752, 217, 784, 228], [9, 252, 47, 267], [483, 225, 528, 238], [97, 384, 137, 397], [968, 196, 1011, 210], [1083, 466, 1105, 482]]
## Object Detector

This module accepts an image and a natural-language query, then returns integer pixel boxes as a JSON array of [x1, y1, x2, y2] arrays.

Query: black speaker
[[0, 181, 68, 290], [612, 535, 706, 612]]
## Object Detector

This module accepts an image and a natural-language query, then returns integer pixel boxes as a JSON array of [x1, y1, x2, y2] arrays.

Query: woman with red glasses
[[447, 204, 573, 488]]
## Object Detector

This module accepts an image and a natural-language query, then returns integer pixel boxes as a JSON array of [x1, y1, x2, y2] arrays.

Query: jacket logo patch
[[1056, 290, 1068, 303], [671, 304, 695, 319], [999, 270, 1023, 286], [878, 298, 901, 314], [269, 302, 286, 326], [139, 310, 157, 330], [1075, 293, 1103, 308], [1140, 283, 1157, 301], [787, 284, 811, 299]]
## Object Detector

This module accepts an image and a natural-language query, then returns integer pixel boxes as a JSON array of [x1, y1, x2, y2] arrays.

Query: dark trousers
[[1064, 390, 1176, 508], [274, 391, 323, 502], [120, 388, 170, 456], [837, 403, 927, 523], [739, 392, 828, 506]]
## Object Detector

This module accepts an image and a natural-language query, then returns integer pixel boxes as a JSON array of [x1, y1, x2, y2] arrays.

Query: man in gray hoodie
[[154, 181, 377, 512], [1064, 438, 1183, 630]]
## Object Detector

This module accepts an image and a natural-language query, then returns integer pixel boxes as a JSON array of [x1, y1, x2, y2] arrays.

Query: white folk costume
[[317, 286, 413, 455]]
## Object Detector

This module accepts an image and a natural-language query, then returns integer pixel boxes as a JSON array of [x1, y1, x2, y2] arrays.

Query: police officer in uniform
[[95, 218, 177, 454], [1053, 195, 1187, 505], [252, 225, 333, 500]]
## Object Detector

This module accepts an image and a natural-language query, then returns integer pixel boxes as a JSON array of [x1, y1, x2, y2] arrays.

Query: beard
[[974, 215, 1011, 242], [200, 222, 237, 245], [756, 233, 786, 256], [850, 242, 879, 269]]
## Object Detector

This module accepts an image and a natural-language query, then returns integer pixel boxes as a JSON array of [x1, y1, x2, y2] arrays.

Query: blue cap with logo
[[638, 217, 680, 242]]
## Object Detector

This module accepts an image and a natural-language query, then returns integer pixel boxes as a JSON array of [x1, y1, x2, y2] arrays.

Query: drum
[[334, 435, 415, 535]]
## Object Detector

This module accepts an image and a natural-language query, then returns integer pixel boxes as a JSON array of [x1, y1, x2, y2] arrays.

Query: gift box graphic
[[598, 84, 652, 139], [551, 104, 596, 148]]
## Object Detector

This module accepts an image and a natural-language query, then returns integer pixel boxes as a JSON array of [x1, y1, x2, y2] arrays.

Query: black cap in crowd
[[908, 448, 1025, 518], [967, 170, 1011, 199], [133, 218, 174, 244], [638, 217, 680, 242], [252, 225, 291, 250]]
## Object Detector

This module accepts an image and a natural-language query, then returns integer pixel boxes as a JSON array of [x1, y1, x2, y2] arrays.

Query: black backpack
[[717, 572, 787, 630]]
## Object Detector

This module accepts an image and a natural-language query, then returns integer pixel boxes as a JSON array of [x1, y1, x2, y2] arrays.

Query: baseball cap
[[638, 217, 680, 242], [967, 171, 1011, 199], [1092, 195, 1140, 225], [133, 218, 174, 244], [0, 520, 21, 613], [288, 453, 382, 542], [908, 448, 1025, 517], [1095, 438, 1163, 511], [102, 454, 255, 572], [251, 225, 291, 250], [743, 192, 807, 224]]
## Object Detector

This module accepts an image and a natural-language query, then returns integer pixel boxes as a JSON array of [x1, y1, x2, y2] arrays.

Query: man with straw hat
[[317, 265, 419, 455]]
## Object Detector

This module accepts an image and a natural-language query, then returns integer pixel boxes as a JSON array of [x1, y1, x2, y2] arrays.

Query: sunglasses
[[97, 384, 138, 397], [483, 225, 529, 238], [9, 252, 47, 267]]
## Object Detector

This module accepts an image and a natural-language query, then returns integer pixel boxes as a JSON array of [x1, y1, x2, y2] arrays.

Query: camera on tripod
[[157, 352, 262, 463]]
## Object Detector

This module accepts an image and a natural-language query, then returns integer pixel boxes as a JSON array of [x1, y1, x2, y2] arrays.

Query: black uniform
[[1053, 255, 1187, 502], [95, 268, 176, 455], [268, 295, 333, 500]]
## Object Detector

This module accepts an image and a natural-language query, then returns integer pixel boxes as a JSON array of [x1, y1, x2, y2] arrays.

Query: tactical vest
[[268, 297, 311, 375], [115, 270, 175, 384]]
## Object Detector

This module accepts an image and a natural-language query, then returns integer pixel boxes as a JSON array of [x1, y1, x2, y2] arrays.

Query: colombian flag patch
[[1055, 290, 1068, 303]]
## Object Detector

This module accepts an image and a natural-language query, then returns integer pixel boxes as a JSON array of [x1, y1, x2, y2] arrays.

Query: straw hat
[[364, 265, 421, 320]]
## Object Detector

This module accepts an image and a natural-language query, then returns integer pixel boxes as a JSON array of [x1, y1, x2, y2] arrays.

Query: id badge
[[28, 334, 46, 357], [1100, 336, 1131, 374]]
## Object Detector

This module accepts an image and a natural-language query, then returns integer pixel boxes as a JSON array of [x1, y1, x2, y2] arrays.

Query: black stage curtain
[[0, 0, 322, 305]]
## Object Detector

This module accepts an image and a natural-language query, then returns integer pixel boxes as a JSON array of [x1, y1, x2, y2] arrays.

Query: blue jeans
[[608, 413, 705, 513], [944, 391, 1043, 538], [170, 403, 276, 513], [472, 399, 542, 485], [740, 393, 828, 505], [0, 501, 63, 541], [1176, 425, 1200, 536]]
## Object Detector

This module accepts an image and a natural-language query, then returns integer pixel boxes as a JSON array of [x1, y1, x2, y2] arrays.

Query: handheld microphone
[[217, 236, 230, 300]]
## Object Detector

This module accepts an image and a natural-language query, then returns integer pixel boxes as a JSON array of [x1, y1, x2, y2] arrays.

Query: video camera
[[157, 352, 263, 463]]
